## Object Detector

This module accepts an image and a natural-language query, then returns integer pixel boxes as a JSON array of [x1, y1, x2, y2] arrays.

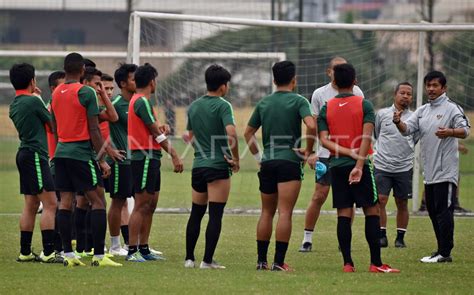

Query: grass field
[[0, 109, 473, 294]]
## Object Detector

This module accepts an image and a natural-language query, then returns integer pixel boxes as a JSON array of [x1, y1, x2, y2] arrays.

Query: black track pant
[[425, 182, 456, 257]]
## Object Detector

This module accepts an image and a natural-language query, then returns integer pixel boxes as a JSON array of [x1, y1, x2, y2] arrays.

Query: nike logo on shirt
[[339, 102, 348, 107], [61, 89, 68, 94]]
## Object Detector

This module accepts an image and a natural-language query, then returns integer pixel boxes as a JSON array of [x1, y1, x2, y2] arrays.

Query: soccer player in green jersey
[[126, 63, 183, 262], [9, 63, 60, 263], [245, 61, 316, 271], [52, 53, 124, 267], [183, 65, 239, 269], [106, 64, 137, 256]]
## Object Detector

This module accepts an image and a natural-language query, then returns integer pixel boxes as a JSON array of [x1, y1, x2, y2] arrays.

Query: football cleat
[[184, 259, 195, 268], [394, 239, 406, 248], [91, 256, 122, 267], [380, 236, 388, 248], [271, 263, 293, 272], [420, 253, 452, 263], [16, 252, 39, 262], [200, 260, 226, 269], [141, 252, 166, 261], [109, 247, 128, 256], [343, 263, 355, 272], [149, 247, 163, 256], [126, 251, 146, 262], [256, 262, 269, 270], [369, 264, 400, 273], [298, 242, 312, 253], [63, 256, 86, 267], [39, 251, 63, 263]]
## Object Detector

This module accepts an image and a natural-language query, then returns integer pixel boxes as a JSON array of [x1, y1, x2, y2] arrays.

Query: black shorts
[[315, 157, 331, 186], [192, 167, 231, 193], [132, 158, 161, 194], [107, 163, 133, 198], [54, 158, 104, 192], [374, 168, 412, 199], [258, 160, 303, 194], [331, 165, 378, 209], [16, 149, 55, 195]]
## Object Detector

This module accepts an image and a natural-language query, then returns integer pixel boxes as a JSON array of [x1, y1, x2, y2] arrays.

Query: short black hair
[[272, 61, 295, 86], [333, 63, 356, 89], [64, 52, 84, 75], [84, 58, 96, 68], [395, 82, 413, 94], [205, 64, 231, 91], [101, 73, 114, 82], [135, 63, 158, 88], [83, 66, 102, 82], [114, 63, 137, 89], [424, 71, 447, 87], [48, 70, 65, 88], [10, 63, 35, 90]]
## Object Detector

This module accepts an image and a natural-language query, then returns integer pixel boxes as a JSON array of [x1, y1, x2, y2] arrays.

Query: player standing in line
[[73, 67, 118, 257], [299, 57, 364, 252], [318, 63, 399, 273], [183, 65, 239, 269], [52, 52, 124, 267], [374, 82, 418, 248], [126, 63, 183, 262], [245, 61, 316, 271], [9, 63, 59, 263], [46, 70, 66, 258], [394, 71, 470, 263], [106, 64, 137, 256]]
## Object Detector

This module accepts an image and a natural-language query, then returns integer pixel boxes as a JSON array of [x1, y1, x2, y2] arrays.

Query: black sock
[[41, 230, 55, 256], [396, 229, 406, 241], [337, 216, 353, 265], [274, 241, 289, 266], [139, 244, 150, 256], [257, 240, 270, 263], [90, 209, 106, 256], [366, 215, 383, 266], [74, 208, 87, 252], [128, 245, 138, 255], [20, 231, 33, 255], [57, 209, 73, 253], [380, 227, 387, 238], [203, 202, 226, 264], [120, 225, 129, 245], [185, 203, 207, 261], [54, 210, 63, 253], [85, 207, 93, 252]]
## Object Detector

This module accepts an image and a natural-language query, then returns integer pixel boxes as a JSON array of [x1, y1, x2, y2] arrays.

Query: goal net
[[128, 12, 474, 210]]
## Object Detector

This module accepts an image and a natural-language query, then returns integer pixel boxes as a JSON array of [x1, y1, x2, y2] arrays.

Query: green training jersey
[[9, 92, 51, 160], [53, 84, 100, 162], [186, 95, 235, 169], [248, 91, 312, 163], [108, 95, 130, 165]]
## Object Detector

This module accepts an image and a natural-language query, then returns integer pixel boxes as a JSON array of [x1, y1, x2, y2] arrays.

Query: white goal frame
[[128, 11, 474, 212]]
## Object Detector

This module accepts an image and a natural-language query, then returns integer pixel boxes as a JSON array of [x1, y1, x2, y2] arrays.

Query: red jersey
[[326, 95, 373, 155], [128, 94, 161, 151], [51, 82, 90, 143]]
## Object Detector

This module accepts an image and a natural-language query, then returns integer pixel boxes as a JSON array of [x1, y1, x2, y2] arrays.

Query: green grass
[[0, 139, 474, 293], [0, 214, 473, 294]]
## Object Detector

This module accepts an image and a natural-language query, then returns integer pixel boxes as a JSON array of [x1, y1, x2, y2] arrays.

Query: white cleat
[[420, 253, 452, 263], [200, 260, 226, 269], [184, 259, 195, 268], [149, 248, 163, 255], [109, 247, 129, 256]]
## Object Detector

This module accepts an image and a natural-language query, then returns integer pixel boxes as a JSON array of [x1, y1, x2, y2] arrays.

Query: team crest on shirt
[[436, 114, 443, 119]]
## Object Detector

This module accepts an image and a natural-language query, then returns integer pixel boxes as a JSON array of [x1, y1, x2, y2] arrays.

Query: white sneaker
[[200, 260, 226, 269], [149, 248, 163, 255], [109, 247, 128, 256], [123, 244, 129, 251], [420, 253, 453, 263], [184, 259, 195, 268]]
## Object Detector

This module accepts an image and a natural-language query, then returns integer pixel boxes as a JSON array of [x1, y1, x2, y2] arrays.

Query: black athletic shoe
[[394, 239, 406, 248], [454, 206, 471, 213], [256, 261, 269, 270], [380, 236, 388, 248], [298, 242, 312, 252]]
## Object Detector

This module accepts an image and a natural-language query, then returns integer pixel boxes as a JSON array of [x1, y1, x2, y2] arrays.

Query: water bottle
[[316, 161, 327, 180]]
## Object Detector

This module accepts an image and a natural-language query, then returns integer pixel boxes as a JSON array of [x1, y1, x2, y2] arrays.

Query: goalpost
[[127, 11, 474, 212]]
